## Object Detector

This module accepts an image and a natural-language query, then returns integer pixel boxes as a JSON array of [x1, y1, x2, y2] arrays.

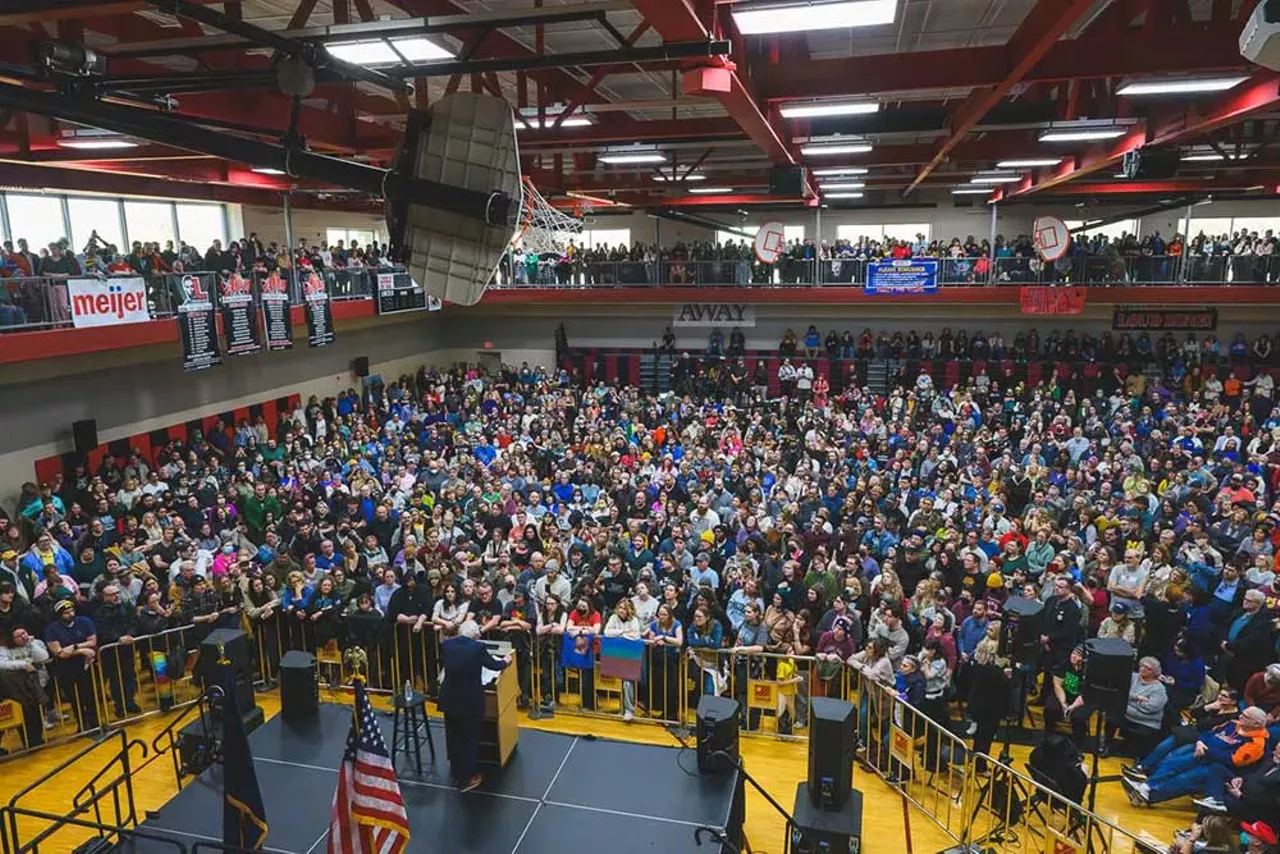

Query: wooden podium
[[479, 663, 519, 768]]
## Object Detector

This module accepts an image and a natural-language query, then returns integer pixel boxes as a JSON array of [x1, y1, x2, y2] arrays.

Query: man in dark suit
[[438, 620, 509, 791]]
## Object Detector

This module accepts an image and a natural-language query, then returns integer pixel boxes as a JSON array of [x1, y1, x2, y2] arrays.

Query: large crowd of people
[[502, 226, 1280, 287], [0, 321, 1278, 846]]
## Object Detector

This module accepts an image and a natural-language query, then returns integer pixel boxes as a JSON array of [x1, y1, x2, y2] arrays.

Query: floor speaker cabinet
[[999, 597, 1044, 666], [808, 697, 856, 810], [696, 695, 741, 774], [280, 650, 319, 722], [1084, 636, 1136, 718], [198, 628, 252, 685], [790, 782, 863, 854]]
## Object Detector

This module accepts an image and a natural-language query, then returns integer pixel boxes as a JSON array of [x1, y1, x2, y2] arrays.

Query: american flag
[[328, 681, 411, 854]]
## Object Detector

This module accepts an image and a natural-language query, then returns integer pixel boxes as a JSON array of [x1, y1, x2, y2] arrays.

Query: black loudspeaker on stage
[[280, 650, 319, 722], [808, 697, 857, 810], [696, 695, 740, 774], [72, 418, 98, 454], [999, 596, 1044, 666], [1084, 637, 1136, 718]]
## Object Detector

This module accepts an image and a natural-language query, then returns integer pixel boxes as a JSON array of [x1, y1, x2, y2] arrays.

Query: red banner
[[1020, 286, 1086, 315]]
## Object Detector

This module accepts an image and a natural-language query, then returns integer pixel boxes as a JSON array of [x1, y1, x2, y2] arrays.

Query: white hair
[[458, 620, 480, 640]]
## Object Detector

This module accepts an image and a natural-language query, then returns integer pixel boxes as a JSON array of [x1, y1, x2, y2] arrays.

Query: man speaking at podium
[[439, 620, 510, 792]]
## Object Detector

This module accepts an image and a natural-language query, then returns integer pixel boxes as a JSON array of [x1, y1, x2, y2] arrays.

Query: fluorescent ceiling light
[[516, 116, 593, 130], [952, 188, 992, 195], [969, 174, 1019, 184], [251, 167, 286, 175], [997, 159, 1062, 168], [651, 173, 706, 182], [1181, 153, 1244, 162], [598, 152, 667, 164], [801, 142, 873, 156], [1117, 76, 1248, 96], [823, 192, 864, 199], [687, 187, 736, 194], [780, 101, 879, 119], [1039, 128, 1126, 142], [325, 37, 451, 66], [733, 0, 896, 35], [820, 182, 865, 190], [812, 167, 869, 176], [57, 138, 139, 150]]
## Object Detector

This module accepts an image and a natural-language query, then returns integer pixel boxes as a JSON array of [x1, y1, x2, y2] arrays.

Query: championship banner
[[300, 269, 335, 348], [1113, 307, 1217, 331], [68, 277, 150, 328], [173, 273, 222, 371], [865, 258, 939, 294], [218, 271, 261, 356], [1020, 286, 1086, 315], [374, 269, 429, 315], [257, 269, 292, 351]]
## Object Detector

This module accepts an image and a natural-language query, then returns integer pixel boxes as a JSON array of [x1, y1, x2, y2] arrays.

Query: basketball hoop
[[512, 176, 583, 255]]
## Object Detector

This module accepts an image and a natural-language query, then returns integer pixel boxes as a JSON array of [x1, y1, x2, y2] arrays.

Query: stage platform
[[124, 703, 743, 854]]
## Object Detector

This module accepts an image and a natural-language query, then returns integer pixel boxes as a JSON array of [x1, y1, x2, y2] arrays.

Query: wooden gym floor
[[0, 690, 1194, 854]]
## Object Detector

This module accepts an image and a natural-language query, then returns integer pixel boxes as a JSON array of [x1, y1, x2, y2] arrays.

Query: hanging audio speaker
[[72, 418, 98, 453]]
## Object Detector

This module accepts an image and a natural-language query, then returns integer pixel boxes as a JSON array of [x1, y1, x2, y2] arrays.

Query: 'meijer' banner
[[219, 271, 261, 356]]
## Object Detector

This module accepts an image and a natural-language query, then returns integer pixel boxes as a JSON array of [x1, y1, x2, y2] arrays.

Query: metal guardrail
[[490, 253, 1280, 289], [0, 266, 403, 332]]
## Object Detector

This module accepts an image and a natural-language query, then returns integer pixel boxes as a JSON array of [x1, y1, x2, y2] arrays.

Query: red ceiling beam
[[628, 0, 797, 165], [996, 71, 1280, 200], [1036, 176, 1280, 195], [552, 20, 651, 129], [751, 23, 1246, 100], [904, 0, 1097, 195]]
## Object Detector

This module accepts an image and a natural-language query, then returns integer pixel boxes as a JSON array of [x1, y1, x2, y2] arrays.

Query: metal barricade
[[526, 632, 688, 727], [91, 624, 200, 731]]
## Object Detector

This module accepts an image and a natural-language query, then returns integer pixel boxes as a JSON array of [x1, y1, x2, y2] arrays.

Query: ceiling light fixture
[[969, 174, 1020, 184], [651, 173, 707, 182], [733, 0, 896, 35], [996, 159, 1062, 168], [811, 167, 870, 176], [823, 192, 864, 199], [516, 116, 593, 130], [1180, 153, 1243, 162], [820, 182, 866, 191], [251, 167, 286, 175], [325, 37, 451, 66], [598, 151, 668, 164], [780, 101, 880, 118], [687, 187, 736, 194], [1117, 76, 1249, 96], [57, 138, 139, 150], [1039, 128, 1127, 142], [801, 142, 873, 156], [952, 187, 993, 195]]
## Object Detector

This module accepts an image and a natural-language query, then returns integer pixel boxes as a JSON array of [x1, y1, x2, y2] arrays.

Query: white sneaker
[[623, 711, 634, 723], [1192, 796, 1226, 812]]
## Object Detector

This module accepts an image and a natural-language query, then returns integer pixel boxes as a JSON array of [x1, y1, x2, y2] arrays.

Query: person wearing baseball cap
[[43, 599, 100, 732], [0, 548, 34, 602]]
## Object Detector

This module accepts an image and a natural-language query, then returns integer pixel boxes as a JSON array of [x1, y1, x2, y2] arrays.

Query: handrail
[[0, 805, 190, 854], [151, 685, 225, 791]]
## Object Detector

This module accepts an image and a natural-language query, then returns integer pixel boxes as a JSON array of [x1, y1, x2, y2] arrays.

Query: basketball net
[[511, 176, 583, 256]]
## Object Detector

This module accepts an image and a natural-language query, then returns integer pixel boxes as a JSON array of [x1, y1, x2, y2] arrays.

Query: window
[[784, 225, 805, 245], [716, 230, 752, 246], [176, 203, 226, 249], [4, 194, 68, 251], [1178, 217, 1234, 240], [123, 201, 175, 247], [325, 227, 378, 248], [580, 229, 630, 250], [1224, 217, 1280, 239], [68, 198, 125, 252], [1065, 219, 1137, 243], [835, 223, 931, 244]]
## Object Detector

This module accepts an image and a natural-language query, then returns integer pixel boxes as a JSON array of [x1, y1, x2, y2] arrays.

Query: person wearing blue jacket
[[20, 533, 75, 582]]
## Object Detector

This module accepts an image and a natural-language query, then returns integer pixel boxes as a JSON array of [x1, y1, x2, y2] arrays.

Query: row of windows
[[0, 193, 228, 256]]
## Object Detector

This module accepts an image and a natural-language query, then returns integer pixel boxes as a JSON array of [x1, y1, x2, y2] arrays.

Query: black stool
[[390, 690, 436, 775]]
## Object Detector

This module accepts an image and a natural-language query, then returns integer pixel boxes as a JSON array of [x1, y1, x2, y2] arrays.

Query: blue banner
[[865, 258, 939, 294]]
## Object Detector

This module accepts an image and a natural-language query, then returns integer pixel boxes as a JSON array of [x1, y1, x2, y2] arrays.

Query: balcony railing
[[0, 266, 398, 332], [490, 253, 1280, 289]]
